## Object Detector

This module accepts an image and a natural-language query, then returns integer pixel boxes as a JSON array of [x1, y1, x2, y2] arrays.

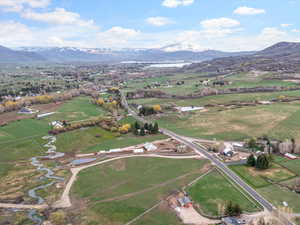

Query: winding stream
[[27, 136, 65, 225]]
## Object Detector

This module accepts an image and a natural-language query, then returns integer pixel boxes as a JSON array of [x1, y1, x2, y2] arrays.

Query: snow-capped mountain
[[2, 45, 254, 63]]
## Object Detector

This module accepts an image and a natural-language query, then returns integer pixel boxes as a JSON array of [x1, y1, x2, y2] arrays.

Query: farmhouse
[[50, 121, 64, 129], [178, 196, 192, 208], [222, 143, 234, 157]]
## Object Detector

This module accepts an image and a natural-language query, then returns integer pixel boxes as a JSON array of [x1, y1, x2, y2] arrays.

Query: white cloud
[[201, 17, 240, 29], [21, 8, 96, 27], [0, 0, 50, 12], [1, 20, 300, 52], [234, 6, 266, 15], [281, 23, 292, 28], [162, 0, 194, 8], [292, 29, 300, 33], [146, 17, 174, 26], [95, 27, 140, 48]]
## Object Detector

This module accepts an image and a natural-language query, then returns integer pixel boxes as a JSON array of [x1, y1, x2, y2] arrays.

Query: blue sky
[[0, 0, 300, 51]]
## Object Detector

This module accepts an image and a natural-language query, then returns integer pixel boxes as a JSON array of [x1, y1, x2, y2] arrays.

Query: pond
[[71, 158, 97, 166]]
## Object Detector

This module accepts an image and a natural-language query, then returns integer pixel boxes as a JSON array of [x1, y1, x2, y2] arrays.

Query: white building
[[144, 143, 158, 151], [133, 149, 144, 154]]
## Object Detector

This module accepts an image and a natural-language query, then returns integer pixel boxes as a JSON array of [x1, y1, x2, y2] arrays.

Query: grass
[[0, 162, 13, 178], [258, 184, 300, 213], [0, 96, 111, 161], [229, 163, 296, 188], [71, 157, 209, 224], [131, 206, 183, 225], [129, 89, 300, 107], [277, 159, 300, 175], [154, 102, 300, 142], [188, 170, 260, 216], [46, 96, 106, 122]]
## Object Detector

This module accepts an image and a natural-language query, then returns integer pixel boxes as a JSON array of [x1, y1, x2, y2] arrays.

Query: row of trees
[[225, 201, 242, 217], [49, 117, 116, 135], [138, 105, 162, 116], [132, 121, 159, 136], [247, 154, 271, 170]]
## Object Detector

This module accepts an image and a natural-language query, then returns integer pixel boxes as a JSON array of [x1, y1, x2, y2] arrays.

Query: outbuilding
[[143, 142, 158, 152]]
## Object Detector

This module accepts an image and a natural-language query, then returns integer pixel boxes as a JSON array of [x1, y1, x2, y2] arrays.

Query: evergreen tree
[[149, 123, 154, 133], [134, 121, 140, 130], [247, 154, 256, 167], [140, 127, 146, 136], [256, 154, 270, 170], [225, 201, 234, 216], [134, 128, 139, 136], [144, 123, 149, 130], [153, 122, 159, 134], [233, 204, 242, 216]]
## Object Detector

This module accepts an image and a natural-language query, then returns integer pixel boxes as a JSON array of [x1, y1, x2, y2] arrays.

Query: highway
[[120, 92, 295, 225]]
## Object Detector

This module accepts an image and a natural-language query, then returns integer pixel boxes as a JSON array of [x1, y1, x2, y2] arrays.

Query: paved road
[[121, 92, 295, 225]]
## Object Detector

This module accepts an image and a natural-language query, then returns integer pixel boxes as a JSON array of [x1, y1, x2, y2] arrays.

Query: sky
[[0, 0, 300, 51]]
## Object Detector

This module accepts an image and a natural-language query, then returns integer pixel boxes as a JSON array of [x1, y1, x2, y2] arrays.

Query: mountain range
[[183, 42, 300, 74], [0, 44, 253, 64]]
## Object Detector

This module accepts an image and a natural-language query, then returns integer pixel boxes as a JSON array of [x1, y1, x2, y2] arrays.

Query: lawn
[[229, 163, 296, 188], [187, 170, 260, 217], [71, 157, 209, 224]]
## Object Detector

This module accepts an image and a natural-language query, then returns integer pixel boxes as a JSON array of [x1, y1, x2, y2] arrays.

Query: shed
[[284, 153, 297, 160], [143, 142, 158, 151], [133, 149, 144, 154]]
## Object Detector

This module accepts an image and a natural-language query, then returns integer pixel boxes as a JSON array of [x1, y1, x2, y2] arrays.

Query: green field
[[230, 163, 296, 188], [258, 184, 300, 213], [274, 157, 300, 175], [229, 162, 300, 213], [46, 96, 107, 122], [153, 101, 300, 142], [71, 157, 209, 225], [125, 72, 297, 96], [129, 89, 300, 107], [131, 206, 183, 225], [188, 170, 260, 216], [55, 127, 167, 154]]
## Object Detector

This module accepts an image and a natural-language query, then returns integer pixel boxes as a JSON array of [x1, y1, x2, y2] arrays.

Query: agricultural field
[[129, 89, 300, 107], [152, 101, 300, 142], [125, 72, 298, 96], [55, 126, 167, 154], [71, 157, 210, 225], [187, 170, 260, 217]]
